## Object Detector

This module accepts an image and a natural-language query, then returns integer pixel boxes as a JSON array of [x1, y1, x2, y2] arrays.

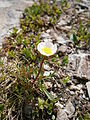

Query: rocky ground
[[0, 0, 90, 120], [0, 0, 34, 44]]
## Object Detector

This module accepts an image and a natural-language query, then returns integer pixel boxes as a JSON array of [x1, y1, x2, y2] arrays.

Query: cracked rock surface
[[0, 0, 33, 44]]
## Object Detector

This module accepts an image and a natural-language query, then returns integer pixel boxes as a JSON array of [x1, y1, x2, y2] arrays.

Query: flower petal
[[37, 41, 57, 56]]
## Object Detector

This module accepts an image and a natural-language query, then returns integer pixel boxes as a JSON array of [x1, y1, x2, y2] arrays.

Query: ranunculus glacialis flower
[[37, 41, 57, 56]]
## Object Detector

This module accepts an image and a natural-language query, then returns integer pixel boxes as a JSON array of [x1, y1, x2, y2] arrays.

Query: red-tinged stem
[[32, 56, 46, 85]]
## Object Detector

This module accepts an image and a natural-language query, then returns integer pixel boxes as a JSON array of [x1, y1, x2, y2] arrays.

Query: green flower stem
[[32, 56, 46, 85]]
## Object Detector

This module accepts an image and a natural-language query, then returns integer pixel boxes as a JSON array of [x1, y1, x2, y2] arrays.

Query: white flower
[[37, 41, 57, 56]]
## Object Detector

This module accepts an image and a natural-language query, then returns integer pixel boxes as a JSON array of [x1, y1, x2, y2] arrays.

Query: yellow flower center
[[42, 47, 52, 54]]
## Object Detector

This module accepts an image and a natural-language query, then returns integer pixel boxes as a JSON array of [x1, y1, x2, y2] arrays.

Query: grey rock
[[46, 29, 51, 33], [80, 89, 84, 94], [59, 97, 64, 101], [43, 70, 54, 76], [70, 84, 83, 91], [50, 91, 57, 98], [69, 91, 75, 95], [67, 53, 90, 81], [0, 0, 34, 43], [0, 1, 12, 8], [58, 19, 67, 26], [56, 107, 69, 120], [70, 85, 80, 91], [41, 32, 52, 39], [82, 94, 86, 99], [77, 84, 83, 90], [43, 38, 52, 42], [56, 36, 67, 44], [56, 100, 75, 120], [86, 81, 90, 98], [75, 1, 90, 9], [40, 32, 53, 42], [58, 45, 67, 53], [43, 64, 51, 71], [56, 35, 73, 45], [55, 101, 64, 109], [44, 81, 52, 89], [65, 101, 75, 118], [60, 26, 72, 31]]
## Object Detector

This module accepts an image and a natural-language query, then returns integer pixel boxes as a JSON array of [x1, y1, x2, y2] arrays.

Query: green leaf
[[62, 55, 68, 65], [16, 32, 23, 45], [84, 113, 90, 120], [11, 27, 18, 37], [47, 102, 53, 115], [52, 115, 56, 120], [0, 58, 3, 66], [77, 116, 83, 120], [8, 50, 16, 58], [70, 33, 77, 44], [21, 48, 36, 60], [76, 0, 81, 2], [0, 104, 4, 112], [23, 38, 29, 46], [62, 76, 70, 84], [38, 98, 44, 110], [41, 84, 56, 102]]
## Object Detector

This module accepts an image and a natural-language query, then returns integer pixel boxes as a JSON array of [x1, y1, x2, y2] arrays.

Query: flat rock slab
[[67, 53, 90, 81], [86, 81, 90, 98], [0, 0, 33, 44]]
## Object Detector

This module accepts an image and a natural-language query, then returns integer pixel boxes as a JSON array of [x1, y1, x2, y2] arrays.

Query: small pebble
[[70, 91, 75, 95]]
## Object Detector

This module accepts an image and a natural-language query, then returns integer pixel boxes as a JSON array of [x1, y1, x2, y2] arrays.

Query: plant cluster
[[70, 20, 90, 49], [0, 0, 67, 119], [20, 1, 62, 33]]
